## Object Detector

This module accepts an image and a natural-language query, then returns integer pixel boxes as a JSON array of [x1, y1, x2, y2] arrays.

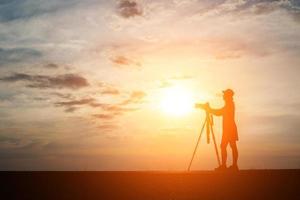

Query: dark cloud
[[234, 0, 280, 13], [117, 0, 143, 18], [284, 0, 300, 23], [93, 114, 116, 120], [0, 73, 32, 82], [0, 135, 22, 146], [54, 98, 112, 113], [189, 0, 300, 24], [111, 55, 141, 68], [44, 63, 59, 69], [64, 107, 78, 113], [194, 0, 289, 24], [51, 92, 73, 100], [0, 47, 42, 66], [55, 98, 94, 107], [33, 97, 48, 101], [0, 73, 89, 89], [55, 90, 144, 114], [230, 0, 300, 23], [0, 0, 80, 23]]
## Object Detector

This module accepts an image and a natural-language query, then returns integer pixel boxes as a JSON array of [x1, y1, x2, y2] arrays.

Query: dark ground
[[1, 170, 300, 200]]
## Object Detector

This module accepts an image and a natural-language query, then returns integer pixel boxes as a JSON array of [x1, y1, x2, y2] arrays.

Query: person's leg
[[229, 141, 238, 167], [221, 140, 228, 167]]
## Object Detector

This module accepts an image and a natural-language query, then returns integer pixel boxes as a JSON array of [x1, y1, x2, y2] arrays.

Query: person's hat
[[223, 89, 234, 97]]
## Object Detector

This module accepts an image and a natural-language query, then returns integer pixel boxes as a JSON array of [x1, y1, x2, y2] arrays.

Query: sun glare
[[160, 85, 194, 116]]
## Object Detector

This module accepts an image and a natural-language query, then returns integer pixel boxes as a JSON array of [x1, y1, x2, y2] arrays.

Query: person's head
[[222, 89, 234, 102]]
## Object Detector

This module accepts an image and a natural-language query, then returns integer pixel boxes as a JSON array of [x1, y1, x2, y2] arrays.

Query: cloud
[[117, 0, 143, 18], [0, 73, 89, 89], [44, 63, 59, 69], [225, 0, 300, 23], [0, 73, 32, 82], [64, 107, 78, 113], [130, 91, 146, 99], [120, 91, 146, 105], [93, 114, 116, 120], [0, 135, 22, 146], [0, 48, 42, 66], [101, 88, 120, 95], [99, 83, 120, 95], [55, 98, 94, 107], [55, 97, 139, 114], [101, 105, 138, 113], [283, 0, 300, 23], [203, 37, 273, 59], [98, 124, 119, 131], [233, 0, 280, 14], [182, 0, 300, 24], [110, 55, 141, 68], [51, 92, 73, 99], [0, 0, 81, 23]]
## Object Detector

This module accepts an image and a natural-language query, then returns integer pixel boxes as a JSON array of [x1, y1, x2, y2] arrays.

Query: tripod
[[187, 111, 221, 171]]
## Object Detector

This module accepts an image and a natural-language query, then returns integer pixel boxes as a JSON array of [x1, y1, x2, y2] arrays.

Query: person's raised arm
[[195, 103, 224, 116], [207, 105, 224, 116]]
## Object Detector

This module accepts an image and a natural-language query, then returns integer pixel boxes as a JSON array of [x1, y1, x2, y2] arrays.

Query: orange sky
[[0, 0, 299, 170]]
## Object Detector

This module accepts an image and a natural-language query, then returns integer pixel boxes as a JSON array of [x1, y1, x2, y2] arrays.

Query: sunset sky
[[0, 0, 299, 170]]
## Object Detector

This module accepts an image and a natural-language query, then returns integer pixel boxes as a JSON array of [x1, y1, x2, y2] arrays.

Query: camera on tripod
[[188, 101, 221, 171], [195, 102, 210, 111]]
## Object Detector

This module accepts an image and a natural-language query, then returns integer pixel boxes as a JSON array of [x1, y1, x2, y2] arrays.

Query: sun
[[160, 85, 194, 116]]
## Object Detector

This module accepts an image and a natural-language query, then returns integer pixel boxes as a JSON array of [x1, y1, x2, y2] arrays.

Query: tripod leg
[[187, 119, 206, 171], [210, 124, 221, 167]]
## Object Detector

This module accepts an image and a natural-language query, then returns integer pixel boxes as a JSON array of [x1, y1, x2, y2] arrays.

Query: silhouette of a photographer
[[196, 89, 239, 171]]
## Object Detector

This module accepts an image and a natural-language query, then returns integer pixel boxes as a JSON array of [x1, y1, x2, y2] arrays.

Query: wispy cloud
[[0, 48, 42, 66], [221, 0, 300, 23], [55, 90, 145, 114], [97, 124, 119, 131], [44, 63, 59, 69], [55, 98, 94, 107], [99, 83, 120, 95], [51, 92, 73, 100], [93, 113, 116, 120], [120, 91, 146, 105], [0, 0, 299, 170], [64, 107, 78, 113], [110, 55, 141, 68], [0, 73, 89, 89], [0, 0, 81, 23]]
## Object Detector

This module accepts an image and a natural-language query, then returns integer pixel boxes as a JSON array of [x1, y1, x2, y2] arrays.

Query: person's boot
[[228, 164, 239, 172], [214, 165, 227, 172]]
